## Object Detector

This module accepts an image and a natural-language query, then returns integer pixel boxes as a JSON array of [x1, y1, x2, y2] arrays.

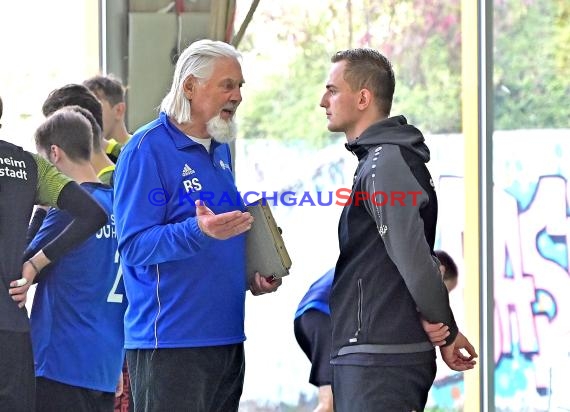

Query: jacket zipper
[[349, 278, 363, 343]]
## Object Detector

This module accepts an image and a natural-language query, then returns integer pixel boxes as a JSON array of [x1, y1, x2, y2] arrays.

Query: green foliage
[[238, 0, 569, 147], [239, 10, 340, 147], [493, 0, 570, 129], [366, 0, 462, 133], [393, 34, 462, 133], [554, 0, 570, 74]]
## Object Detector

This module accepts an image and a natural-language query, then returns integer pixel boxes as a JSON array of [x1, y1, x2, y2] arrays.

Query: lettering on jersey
[[96, 213, 116, 239], [183, 177, 202, 193], [0, 156, 28, 180]]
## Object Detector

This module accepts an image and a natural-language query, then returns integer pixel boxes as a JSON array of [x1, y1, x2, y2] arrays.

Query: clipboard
[[245, 198, 292, 279]]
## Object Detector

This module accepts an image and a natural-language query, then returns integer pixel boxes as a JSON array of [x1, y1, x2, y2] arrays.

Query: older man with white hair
[[113, 39, 281, 412]]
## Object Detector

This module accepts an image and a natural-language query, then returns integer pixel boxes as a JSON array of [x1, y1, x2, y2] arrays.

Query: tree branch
[[231, 0, 261, 48]]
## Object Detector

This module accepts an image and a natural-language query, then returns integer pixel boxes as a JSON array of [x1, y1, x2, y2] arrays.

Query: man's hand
[[249, 272, 282, 296], [440, 332, 478, 371], [9, 261, 38, 308], [195, 200, 253, 240], [115, 371, 124, 398], [10, 252, 50, 308], [421, 318, 450, 346]]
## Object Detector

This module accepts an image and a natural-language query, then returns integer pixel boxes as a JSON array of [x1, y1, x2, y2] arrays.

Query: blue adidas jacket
[[114, 112, 247, 349]]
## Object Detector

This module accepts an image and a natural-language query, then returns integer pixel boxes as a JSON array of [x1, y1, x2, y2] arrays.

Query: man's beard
[[206, 115, 237, 144]]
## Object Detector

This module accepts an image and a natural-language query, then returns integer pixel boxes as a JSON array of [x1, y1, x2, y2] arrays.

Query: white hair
[[160, 39, 241, 124]]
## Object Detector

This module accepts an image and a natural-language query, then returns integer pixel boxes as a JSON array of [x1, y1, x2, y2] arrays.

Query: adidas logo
[[219, 159, 231, 170], [182, 164, 195, 177]]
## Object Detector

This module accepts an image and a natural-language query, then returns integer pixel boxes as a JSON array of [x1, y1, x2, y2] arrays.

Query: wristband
[[27, 259, 41, 275]]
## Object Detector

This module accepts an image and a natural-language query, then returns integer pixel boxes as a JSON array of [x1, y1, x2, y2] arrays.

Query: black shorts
[[126, 343, 244, 412], [294, 309, 332, 387], [36, 377, 115, 412], [0, 330, 35, 412]]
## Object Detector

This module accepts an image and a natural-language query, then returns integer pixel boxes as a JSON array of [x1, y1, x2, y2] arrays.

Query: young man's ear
[[357, 89, 372, 110], [50, 144, 63, 163], [114, 102, 126, 118]]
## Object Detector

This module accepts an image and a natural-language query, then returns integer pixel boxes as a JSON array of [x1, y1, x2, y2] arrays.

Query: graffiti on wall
[[236, 132, 570, 410], [430, 135, 570, 411]]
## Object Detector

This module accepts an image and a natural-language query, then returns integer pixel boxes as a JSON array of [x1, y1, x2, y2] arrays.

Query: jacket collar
[[159, 112, 221, 152]]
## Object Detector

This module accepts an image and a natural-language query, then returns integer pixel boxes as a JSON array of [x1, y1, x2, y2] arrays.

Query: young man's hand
[[440, 332, 478, 371], [9, 253, 50, 308], [421, 318, 450, 346]]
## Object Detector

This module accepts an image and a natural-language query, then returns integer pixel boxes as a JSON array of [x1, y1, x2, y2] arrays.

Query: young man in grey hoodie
[[320, 48, 477, 411]]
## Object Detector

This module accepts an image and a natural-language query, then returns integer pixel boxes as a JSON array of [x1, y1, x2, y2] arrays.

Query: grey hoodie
[[330, 115, 458, 366]]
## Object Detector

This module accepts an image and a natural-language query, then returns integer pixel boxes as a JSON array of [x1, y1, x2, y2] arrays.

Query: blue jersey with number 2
[[27, 183, 127, 393]]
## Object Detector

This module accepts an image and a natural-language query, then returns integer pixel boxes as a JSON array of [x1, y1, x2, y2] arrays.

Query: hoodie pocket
[[349, 278, 363, 343]]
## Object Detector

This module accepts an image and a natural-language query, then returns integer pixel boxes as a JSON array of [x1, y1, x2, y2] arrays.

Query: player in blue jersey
[[294, 268, 335, 412], [1, 96, 106, 412], [114, 39, 282, 412], [26, 107, 127, 412]]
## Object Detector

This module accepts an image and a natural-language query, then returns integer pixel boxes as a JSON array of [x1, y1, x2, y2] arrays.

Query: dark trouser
[[294, 310, 333, 387], [36, 377, 115, 412], [126, 344, 245, 412], [332, 361, 436, 412], [0, 330, 35, 412]]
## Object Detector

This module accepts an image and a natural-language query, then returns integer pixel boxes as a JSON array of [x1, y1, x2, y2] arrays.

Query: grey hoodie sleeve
[[362, 144, 458, 344]]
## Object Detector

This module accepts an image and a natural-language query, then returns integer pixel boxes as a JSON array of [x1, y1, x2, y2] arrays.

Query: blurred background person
[[42, 84, 116, 185], [434, 249, 458, 293], [83, 74, 131, 163], [294, 268, 334, 412]]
